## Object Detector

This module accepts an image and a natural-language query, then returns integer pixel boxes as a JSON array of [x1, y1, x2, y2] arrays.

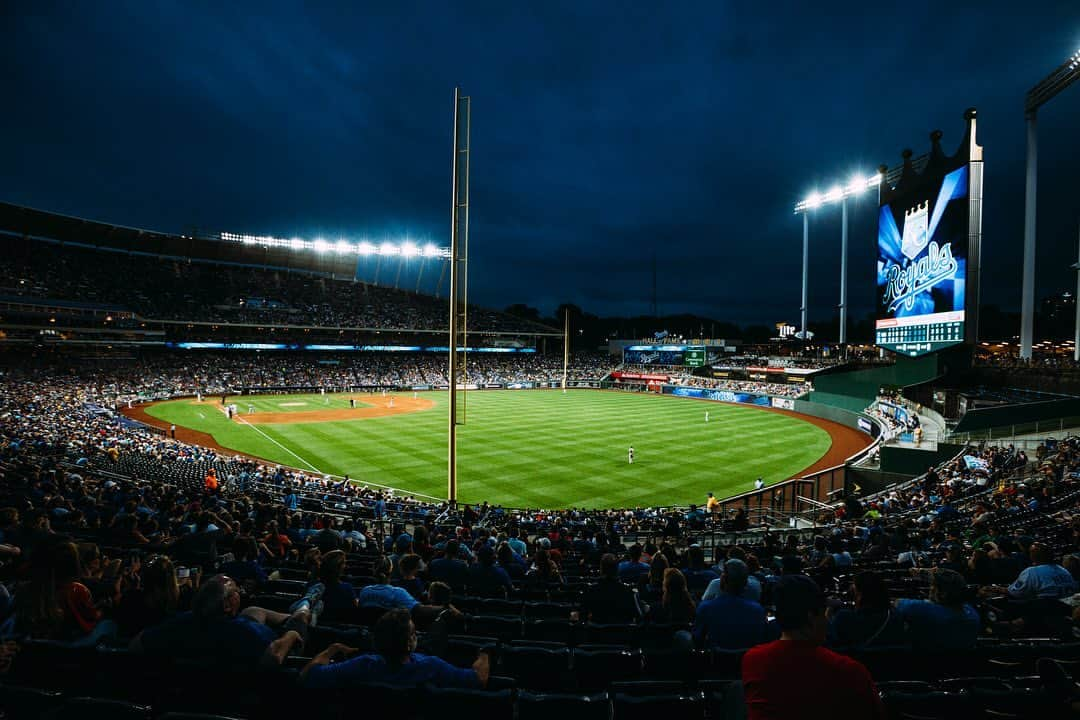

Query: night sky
[[2, 2, 1079, 327]]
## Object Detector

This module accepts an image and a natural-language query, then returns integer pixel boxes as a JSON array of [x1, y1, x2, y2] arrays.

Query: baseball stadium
[[2, 7, 1080, 720]]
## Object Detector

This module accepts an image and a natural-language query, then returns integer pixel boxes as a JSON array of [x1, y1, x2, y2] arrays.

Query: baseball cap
[[538, 537, 551, 549], [395, 534, 413, 553]]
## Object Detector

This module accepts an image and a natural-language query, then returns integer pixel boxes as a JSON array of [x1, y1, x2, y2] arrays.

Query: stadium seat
[[499, 645, 571, 690], [523, 618, 578, 645], [0, 684, 65, 720], [422, 687, 514, 719], [466, 615, 522, 642], [572, 647, 643, 689], [582, 622, 637, 647], [516, 691, 611, 720], [612, 691, 705, 720], [44, 697, 154, 720]]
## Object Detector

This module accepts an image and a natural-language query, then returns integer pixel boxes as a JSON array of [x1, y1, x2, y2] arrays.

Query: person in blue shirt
[[358, 557, 419, 612], [617, 544, 651, 583], [301, 609, 489, 688], [428, 539, 470, 590], [467, 545, 512, 596], [980, 543, 1079, 601], [132, 575, 307, 667], [894, 568, 979, 650], [693, 559, 775, 649]]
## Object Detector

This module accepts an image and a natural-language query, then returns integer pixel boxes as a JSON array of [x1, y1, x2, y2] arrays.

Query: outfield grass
[[144, 390, 831, 508]]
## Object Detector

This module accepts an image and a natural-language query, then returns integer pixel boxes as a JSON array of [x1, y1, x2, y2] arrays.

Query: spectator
[[428, 539, 469, 590], [467, 545, 512, 596], [12, 539, 116, 646], [524, 548, 563, 588], [693, 559, 772, 650], [742, 575, 885, 720], [116, 555, 187, 638], [646, 568, 695, 624], [357, 557, 419, 612], [133, 574, 310, 666], [580, 553, 643, 624], [894, 569, 980, 650], [393, 554, 427, 601], [985, 543, 1078, 601], [218, 537, 268, 591], [315, 550, 356, 614], [682, 545, 718, 593], [827, 571, 906, 648], [300, 608, 489, 688], [618, 544, 650, 583]]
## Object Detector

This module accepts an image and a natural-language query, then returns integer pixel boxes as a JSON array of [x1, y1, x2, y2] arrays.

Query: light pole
[[840, 196, 849, 347], [1073, 222, 1080, 363], [1020, 46, 1080, 360], [794, 172, 881, 347]]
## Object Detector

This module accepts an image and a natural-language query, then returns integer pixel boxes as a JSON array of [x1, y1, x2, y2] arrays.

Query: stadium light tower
[[1072, 222, 1080, 362], [1020, 45, 1080, 360], [794, 171, 882, 347]]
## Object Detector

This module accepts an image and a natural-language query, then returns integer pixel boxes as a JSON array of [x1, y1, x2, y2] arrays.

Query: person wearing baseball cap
[[693, 559, 772, 650], [742, 575, 885, 720]]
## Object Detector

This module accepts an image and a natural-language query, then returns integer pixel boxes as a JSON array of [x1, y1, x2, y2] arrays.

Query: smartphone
[[177, 567, 190, 579]]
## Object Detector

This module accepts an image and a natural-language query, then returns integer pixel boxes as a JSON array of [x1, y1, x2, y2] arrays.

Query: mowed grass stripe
[[145, 390, 831, 508]]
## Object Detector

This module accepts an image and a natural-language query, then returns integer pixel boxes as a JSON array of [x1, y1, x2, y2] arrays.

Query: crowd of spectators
[[2, 353, 1080, 716], [671, 375, 811, 398], [0, 240, 554, 334]]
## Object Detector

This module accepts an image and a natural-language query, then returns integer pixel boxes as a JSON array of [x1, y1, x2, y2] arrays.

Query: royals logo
[[901, 201, 929, 260], [882, 241, 958, 313]]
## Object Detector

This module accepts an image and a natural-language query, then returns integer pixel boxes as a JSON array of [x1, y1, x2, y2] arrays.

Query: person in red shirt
[[741, 575, 885, 720]]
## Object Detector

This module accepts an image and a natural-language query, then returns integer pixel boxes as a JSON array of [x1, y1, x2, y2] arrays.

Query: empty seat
[[642, 649, 711, 681], [524, 619, 577, 645], [516, 691, 610, 720], [523, 602, 575, 620], [613, 691, 705, 720], [573, 648, 642, 689], [467, 615, 522, 642], [499, 645, 571, 690], [583, 623, 637, 647], [44, 697, 154, 720], [423, 687, 514, 720], [0, 684, 65, 720]]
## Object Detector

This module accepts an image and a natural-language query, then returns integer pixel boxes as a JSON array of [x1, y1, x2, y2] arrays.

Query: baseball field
[[135, 389, 852, 508]]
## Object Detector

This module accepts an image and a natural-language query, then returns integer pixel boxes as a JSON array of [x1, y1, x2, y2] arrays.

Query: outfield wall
[[660, 384, 882, 441]]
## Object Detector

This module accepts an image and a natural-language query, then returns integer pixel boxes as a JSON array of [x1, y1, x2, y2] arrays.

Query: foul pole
[[562, 308, 569, 393], [447, 88, 470, 503]]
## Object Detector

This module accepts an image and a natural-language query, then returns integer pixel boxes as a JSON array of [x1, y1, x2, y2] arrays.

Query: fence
[[945, 417, 1080, 446]]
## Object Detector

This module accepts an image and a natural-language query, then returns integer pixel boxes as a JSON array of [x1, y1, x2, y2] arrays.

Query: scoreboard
[[874, 111, 982, 358], [623, 345, 706, 367]]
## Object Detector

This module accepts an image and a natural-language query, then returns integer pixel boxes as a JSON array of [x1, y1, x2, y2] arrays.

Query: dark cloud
[[2, 1, 1079, 327]]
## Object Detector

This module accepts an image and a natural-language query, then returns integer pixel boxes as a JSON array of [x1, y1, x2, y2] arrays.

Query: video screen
[[875, 165, 968, 356]]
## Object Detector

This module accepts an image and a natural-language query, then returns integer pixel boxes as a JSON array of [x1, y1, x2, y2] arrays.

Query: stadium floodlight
[[793, 172, 882, 213], [220, 231, 451, 258], [792, 169, 883, 348], [1021, 44, 1080, 359]]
